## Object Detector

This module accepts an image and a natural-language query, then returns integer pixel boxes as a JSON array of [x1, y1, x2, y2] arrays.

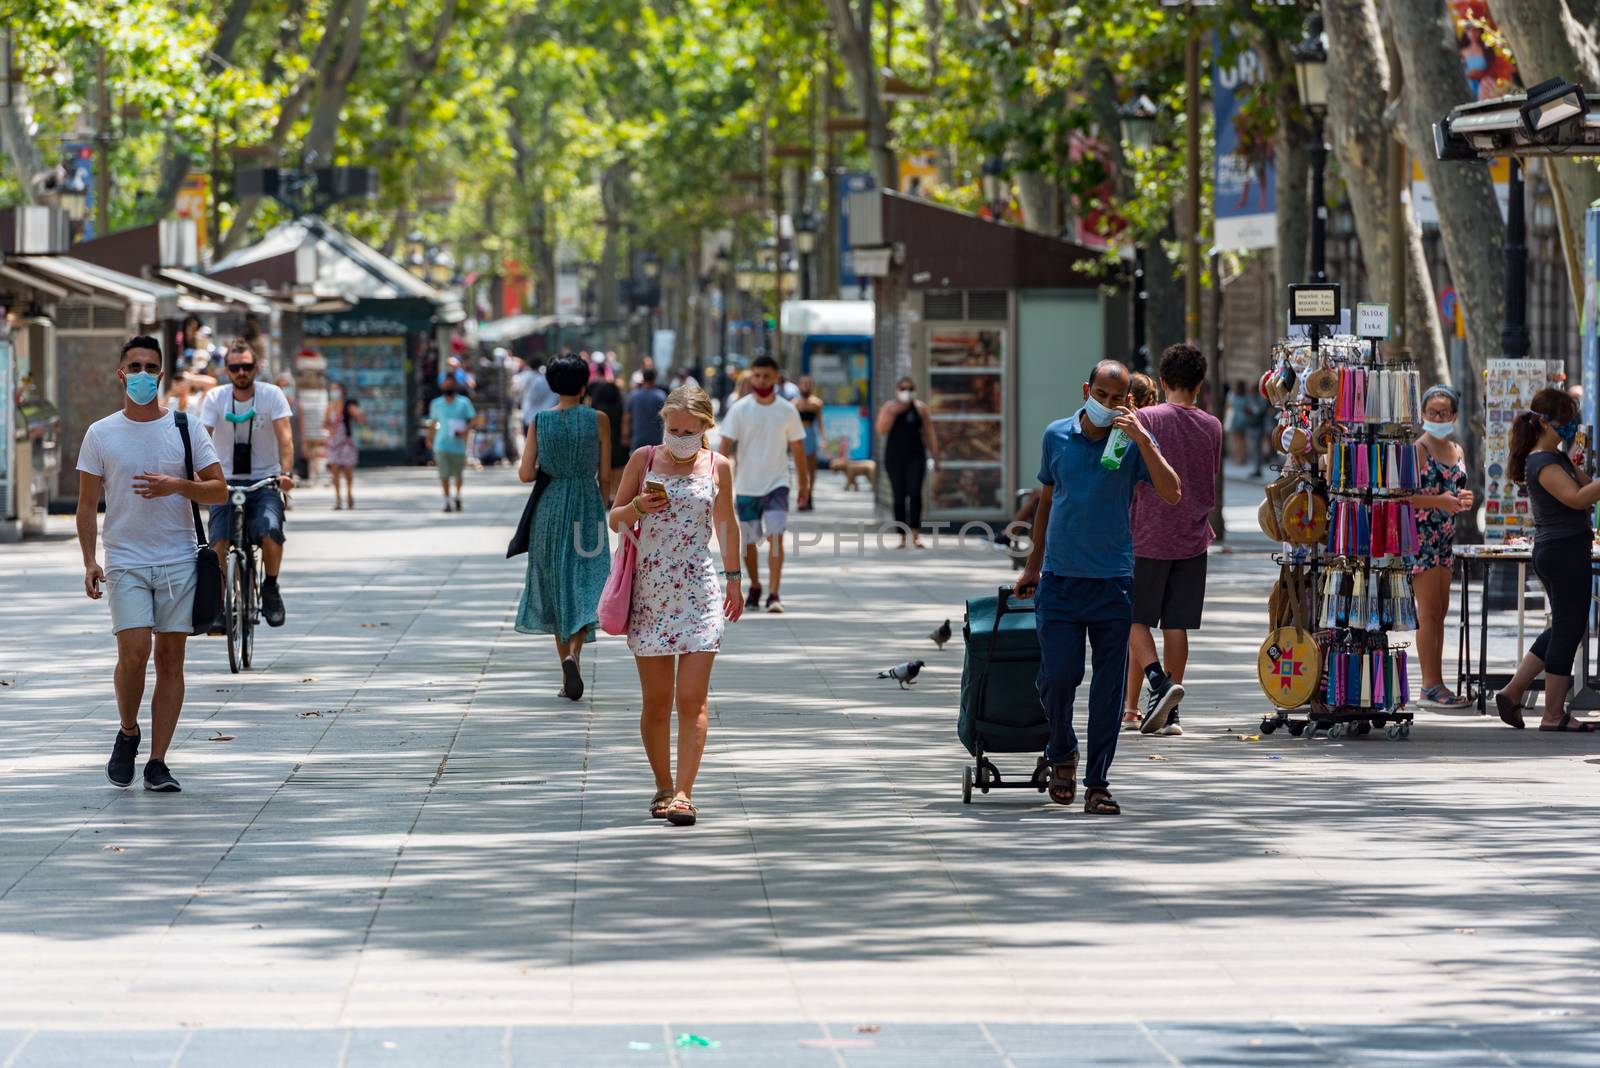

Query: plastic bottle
[[1100, 426, 1132, 470]]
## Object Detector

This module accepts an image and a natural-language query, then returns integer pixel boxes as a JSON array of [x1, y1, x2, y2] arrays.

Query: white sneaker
[[1159, 721, 1184, 736]]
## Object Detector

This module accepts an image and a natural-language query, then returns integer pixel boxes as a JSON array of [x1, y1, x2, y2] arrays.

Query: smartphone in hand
[[644, 478, 668, 499]]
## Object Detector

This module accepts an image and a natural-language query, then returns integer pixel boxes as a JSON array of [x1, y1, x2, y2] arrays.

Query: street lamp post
[[716, 247, 733, 410], [1118, 94, 1158, 371], [794, 212, 818, 301], [1294, 16, 1331, 283]]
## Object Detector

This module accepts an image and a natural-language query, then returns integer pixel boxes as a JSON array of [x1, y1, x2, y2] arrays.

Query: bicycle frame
[[224, 477, 278, 673]]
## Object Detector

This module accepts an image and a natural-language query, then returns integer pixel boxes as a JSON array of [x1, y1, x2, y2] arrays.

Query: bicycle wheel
[[225, 551, 244, 674], [241, 548, 256, 669]]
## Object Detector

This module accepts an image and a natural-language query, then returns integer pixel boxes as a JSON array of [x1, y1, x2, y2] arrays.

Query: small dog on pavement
[[831, 457, 876, 490]]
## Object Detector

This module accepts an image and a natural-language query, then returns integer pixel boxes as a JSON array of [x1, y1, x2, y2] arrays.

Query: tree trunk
[[1013, 172, 1051, 232], [1485, 0, 1600, 311], [1387, 1, 1504, 377], [303, 0, 370, 166], [1146, 216, 1186, 358], [1323, 0, 1449, 386], [922, 0, 956, 188], [826, 0, 895, 189], [368, 1, 460, 165], [0, 84, 47, 202], [597, 162, 629, 329]]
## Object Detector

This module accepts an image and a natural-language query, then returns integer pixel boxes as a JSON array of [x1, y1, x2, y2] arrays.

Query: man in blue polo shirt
[[1016, 359, 1181, 816]]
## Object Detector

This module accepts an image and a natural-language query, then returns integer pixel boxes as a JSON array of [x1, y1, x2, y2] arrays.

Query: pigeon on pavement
[[929, 619, 952, 650], [877, 660, 925, 689]]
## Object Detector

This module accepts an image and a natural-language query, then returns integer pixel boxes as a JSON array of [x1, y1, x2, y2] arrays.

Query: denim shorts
[[208, 485, 285, 546], [736, 486, 790, 544], [107, 562, 196, 635]]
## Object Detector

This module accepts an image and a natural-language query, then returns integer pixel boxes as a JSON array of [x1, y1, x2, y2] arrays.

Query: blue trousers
[[1035, 572, 1133, 789]]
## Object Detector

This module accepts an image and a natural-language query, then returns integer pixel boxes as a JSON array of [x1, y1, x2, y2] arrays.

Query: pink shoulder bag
[[597, 445, 654, 636]]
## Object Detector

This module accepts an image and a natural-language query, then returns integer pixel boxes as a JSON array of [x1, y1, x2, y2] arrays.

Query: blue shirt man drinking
[[1015, 359, 1181, 816]]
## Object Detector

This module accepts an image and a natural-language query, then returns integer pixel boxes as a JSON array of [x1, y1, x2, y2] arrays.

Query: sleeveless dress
[[628, 456, 724, 656], [1412, 447, 1467, 573], [515, 406, 611, 640], [326, 408, 359, 468]]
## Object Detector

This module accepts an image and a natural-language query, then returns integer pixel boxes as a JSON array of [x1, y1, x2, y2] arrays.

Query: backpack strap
[[174, 412, 209, 547]]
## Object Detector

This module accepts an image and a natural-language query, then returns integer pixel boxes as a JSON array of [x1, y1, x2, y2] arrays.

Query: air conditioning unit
[[0, 206, 69, 254]]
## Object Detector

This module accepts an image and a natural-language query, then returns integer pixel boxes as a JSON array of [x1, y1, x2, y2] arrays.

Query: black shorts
[[1133, 552, 1208, 630]]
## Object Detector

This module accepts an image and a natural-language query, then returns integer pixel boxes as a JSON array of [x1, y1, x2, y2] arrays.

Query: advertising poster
[[926, 328, 1006, 516], [175, 172, 211, 250], [1212, 36, 1276, 251], [838, 172, 875, 297], [1582, 206, 1599, 440], [1482, 358, 1564, 543], [63, 141, 94, 238]]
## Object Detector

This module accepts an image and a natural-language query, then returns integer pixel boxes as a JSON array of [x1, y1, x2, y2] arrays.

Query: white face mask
[[898, 389, 914, 403], [663, 430, 702, 460]]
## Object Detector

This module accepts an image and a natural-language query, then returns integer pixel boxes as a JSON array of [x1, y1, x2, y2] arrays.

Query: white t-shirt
[[720, 394, 805, 496], [199, 382, 293, 480], [77, 409, 221, 570], [299, 386, 328, 440]]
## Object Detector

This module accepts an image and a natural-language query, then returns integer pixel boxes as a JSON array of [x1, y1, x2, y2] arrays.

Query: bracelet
[[723, 570, 742, 579], [631, 497, 645, 517]]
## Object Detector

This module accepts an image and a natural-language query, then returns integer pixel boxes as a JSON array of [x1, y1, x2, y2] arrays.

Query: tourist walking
[[1015, 360, 1182, 815], [324, 383, 364, 510], [1495, 388, 1600, 732], [1122, 344, 1222, 736], [515, 354, 612, 701], [795, 374, 826, 511], [625, 366, 668, 452], [875, 375, 940, 548], [514, 358, 558, 437], [587, 368, 626, 504], [1410, 386, 1473, 707], [610, 385, 743, 826], [427, 377, 481, 512], [719, 355, 810, 611], [77, 336, 227, 793], [200, 340, 294, 629]]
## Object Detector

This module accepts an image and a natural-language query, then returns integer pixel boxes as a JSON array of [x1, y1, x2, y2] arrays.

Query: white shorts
[[107, 562, 196, 635]]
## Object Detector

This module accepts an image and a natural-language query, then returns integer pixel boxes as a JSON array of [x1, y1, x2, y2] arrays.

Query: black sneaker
[[261, 580, 286, 627], [1160, 708, 1184, 736], [454, 498, 463, 512], [107, 728, 140, 788], [1139, 675, 1185, 735], [208, 609, 226, 636], [744, 583, 762, 610], [143, 759, 181, 793]]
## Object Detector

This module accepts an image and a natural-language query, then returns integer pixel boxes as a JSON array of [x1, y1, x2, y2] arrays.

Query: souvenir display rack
[[1256, 322, 1422, 740]]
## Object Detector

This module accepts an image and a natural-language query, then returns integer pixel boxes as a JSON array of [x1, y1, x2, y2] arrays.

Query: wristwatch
[[723, 569, 742, 579]]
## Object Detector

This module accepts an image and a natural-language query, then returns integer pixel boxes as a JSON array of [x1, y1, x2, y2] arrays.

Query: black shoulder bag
[[175, 412, 224, 634], [507, 410, 553, 558]]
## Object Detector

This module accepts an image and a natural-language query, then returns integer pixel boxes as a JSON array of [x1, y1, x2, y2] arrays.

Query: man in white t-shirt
[[199, 340, 295, 628], [718, 355, 811, 613], [77, 336, 227, 793]]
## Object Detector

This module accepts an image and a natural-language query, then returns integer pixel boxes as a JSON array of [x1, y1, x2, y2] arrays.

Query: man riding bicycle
[[200, 340, 294, 629]]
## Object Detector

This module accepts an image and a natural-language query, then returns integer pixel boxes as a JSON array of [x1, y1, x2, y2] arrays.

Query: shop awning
[[477, 313, 586, 345], [0, 260, 70, 301], [156, 267, 273, 315], [10, 254, 166, 321]]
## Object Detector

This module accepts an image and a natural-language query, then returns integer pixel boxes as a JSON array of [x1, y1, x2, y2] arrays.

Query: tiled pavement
[[3, 466, 1600, 1066]]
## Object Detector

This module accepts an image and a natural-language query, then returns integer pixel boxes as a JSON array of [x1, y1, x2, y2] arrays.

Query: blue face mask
[[1554, 418, 1580, 444], [124, 371, 160, 405], [1422, 419, 1455, 439], [1082, 394, 1118, 428]]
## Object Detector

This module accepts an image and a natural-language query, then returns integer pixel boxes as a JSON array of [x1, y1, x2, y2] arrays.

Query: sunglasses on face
[[227, 363, 256, 374], [124, 361, 162, 375]]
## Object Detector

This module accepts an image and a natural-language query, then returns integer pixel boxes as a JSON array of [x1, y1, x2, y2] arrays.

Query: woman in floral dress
[[608, 385, 743, 826], [516, 355, 612, 701], [1410, 386, 1473, 707]]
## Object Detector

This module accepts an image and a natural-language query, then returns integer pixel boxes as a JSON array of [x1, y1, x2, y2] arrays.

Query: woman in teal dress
[[516, 354, 612, 701]]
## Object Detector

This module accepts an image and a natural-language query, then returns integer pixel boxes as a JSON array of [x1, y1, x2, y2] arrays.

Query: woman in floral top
[[608, 385, 743, 826], [1411, 386, 1473, 707]]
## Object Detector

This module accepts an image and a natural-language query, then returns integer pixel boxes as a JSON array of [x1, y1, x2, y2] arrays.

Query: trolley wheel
[[1356, 720, 1372, 736], [1400, 721, 1413, 739], [1287, 720, 1306, 737], [962, 766, 973, 804], [1260, 717, 1278, 735], [1327, 722, 1345, 739], [1385, 724, 1402, 740]]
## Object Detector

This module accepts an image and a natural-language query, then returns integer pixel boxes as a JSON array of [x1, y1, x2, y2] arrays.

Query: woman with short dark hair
[[515, 354, 613, 700], [1497, 387, 1600, 731]]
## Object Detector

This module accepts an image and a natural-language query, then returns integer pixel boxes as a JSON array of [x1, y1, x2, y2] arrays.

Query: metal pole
[[1310, 111, 1328, 283], [1184, 26, 1201, 340], [1132, 244, 1148, 372], [719, 262, 731, 409], [95, 45, 111, 238], [1501, 157, 1529, 359]]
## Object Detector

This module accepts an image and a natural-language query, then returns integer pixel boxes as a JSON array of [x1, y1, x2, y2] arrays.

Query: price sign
[[1356, 302, 1391, 340], [1288, 283, 1341, 325]]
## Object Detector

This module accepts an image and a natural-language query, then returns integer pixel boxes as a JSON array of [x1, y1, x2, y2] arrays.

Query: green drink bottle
[[1100, 426, 1132, 470]]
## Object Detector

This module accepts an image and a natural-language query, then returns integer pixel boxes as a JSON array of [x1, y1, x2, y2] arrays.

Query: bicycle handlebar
[[230, 477, 281, 494]]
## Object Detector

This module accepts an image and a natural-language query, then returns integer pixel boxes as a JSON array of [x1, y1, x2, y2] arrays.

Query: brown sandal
[[1083, 788, 1121, 815], [666, 797, 698, 826], [1495, 691, 1525, 729], [1047, 753, 1078, 806], [650, 790, 674, 819], [1538, 713, 1600, 733]]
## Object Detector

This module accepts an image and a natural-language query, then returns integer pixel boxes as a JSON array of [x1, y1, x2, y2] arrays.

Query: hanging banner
[[175, 172, 210, 251], [1583, 206, 1599, 438], [63, 141, 95, 239], [1213, 36, 1276, 251], [839, 172, 875, 297]]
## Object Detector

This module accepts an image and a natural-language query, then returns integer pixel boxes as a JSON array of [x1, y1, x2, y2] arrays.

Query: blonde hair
[[662, 384, 715, 429], [1129, 372, 1158, 409]]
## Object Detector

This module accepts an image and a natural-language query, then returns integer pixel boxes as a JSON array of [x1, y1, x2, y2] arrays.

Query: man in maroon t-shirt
[[1124, 343, 1224, 735]]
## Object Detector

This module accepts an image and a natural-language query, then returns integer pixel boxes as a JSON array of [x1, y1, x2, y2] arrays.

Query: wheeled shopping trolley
[[958, 585, 1050, 803]]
